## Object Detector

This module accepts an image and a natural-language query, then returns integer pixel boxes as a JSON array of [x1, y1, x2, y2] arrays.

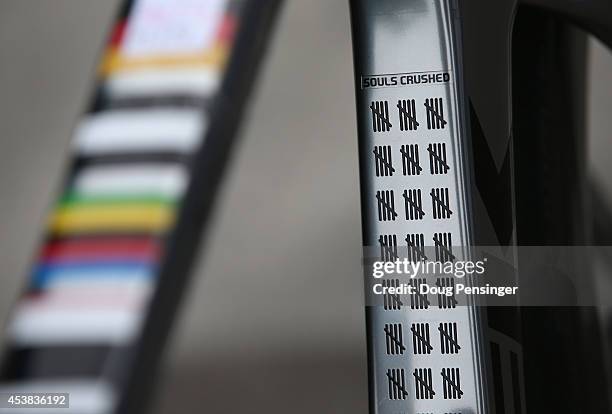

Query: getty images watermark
[[370, 257, 519, 298]]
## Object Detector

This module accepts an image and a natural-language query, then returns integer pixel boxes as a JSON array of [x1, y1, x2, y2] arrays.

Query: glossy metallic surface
[[351, 1, 486, 412]]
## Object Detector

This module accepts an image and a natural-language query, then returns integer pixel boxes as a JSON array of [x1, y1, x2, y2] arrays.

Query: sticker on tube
[[121, 0, 226, 58]]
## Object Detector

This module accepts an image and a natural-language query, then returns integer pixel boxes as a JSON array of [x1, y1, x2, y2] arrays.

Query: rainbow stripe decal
[[0, 0, 243, 411]]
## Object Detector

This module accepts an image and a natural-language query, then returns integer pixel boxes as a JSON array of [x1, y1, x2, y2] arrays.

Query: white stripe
[[106, 68, 220, 98], [74, 109, 205, 155], [8, 305, 144, 346], [73, 164, 187, 198], [0, 380, 116, 414], [17, 284, 152, 309], [121, 0, 226, 57], [43, 277, 152, 293]]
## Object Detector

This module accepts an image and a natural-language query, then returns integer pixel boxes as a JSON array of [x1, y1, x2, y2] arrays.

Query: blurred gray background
[[0, 1, 610, 413]]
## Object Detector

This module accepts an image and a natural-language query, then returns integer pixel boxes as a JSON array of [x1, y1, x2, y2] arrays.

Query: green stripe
[[59, 193, 178, 208]]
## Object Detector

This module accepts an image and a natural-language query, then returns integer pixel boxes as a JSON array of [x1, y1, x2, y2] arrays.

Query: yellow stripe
[[99, 44, 228, 76], [49, 204, 175, 234]]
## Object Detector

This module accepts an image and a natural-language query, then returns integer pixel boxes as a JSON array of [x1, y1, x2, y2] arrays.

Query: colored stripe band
[[96, 94, 210, 111], [74, 109, 205, 155], [72, 164, 187, 199], [1, 347, 127, 378], [8, 306, 144, 346], [100, 45, 228, 76], [105, 67, 221, 99], [32, 263, 155, 289], [73, 152, 190, 169], [49, 204, 175, 235], [59, 194, 176, 208]]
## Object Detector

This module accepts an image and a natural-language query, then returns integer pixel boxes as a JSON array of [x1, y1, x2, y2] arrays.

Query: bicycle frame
[[351, 0, 612, 412], [1, 0, 612, 413], [0, 1, 281, 413]]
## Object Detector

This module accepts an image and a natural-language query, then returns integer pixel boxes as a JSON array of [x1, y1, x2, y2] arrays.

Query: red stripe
[[109, 20, 127, 48], [41, 237, 161, 263], [216, 14, 237, 44]]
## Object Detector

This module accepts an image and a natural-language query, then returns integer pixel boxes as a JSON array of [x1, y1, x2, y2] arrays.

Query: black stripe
[[73, 152, 192, 170], [44, 232, 168, 245], [1, 345, 131, 382], [94, 94, 212, 113]]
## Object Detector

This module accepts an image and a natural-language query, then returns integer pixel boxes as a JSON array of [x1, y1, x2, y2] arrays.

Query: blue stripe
[[31, 262, 156, 289]]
